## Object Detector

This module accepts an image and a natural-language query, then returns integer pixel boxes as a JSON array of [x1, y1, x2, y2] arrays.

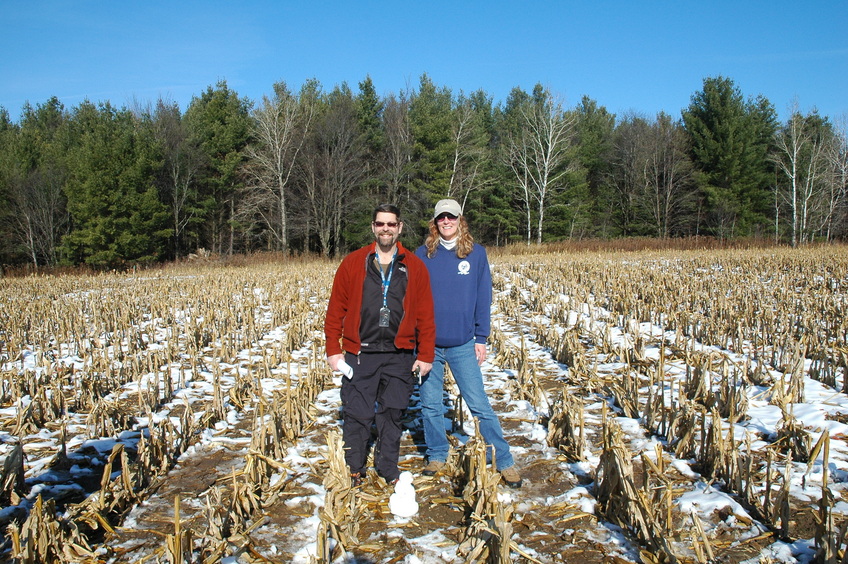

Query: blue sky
[[2, 1, 846, 123]]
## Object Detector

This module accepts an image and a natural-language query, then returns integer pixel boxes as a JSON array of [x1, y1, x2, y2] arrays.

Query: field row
[[0, 247, 846, 562]]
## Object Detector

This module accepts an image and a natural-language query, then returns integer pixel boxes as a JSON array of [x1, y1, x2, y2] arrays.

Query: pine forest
[[1, 74, 846, 268]]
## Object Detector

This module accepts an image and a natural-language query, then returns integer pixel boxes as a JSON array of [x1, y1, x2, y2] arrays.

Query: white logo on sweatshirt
[[458, 260, 470, 275]]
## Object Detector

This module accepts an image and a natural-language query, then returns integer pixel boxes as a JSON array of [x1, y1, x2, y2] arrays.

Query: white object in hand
[[337, 359, 354, 379], [388, 471, 418, 518]]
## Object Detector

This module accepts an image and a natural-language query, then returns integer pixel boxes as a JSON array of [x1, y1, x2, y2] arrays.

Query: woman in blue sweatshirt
[[415, 199, 521, 488]]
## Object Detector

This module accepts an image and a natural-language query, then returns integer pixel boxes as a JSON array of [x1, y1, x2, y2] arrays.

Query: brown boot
[[500, 466, 522, 488], [422, 460, 445, 477]]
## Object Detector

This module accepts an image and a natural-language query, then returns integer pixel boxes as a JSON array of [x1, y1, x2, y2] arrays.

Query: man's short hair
[[373, 203, 401, 222]]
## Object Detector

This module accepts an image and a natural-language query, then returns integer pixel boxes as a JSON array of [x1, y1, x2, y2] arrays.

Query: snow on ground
[[1, 251, 847, 562]]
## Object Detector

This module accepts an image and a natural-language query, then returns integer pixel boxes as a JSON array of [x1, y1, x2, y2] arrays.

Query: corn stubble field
[[1, 246, 848, 563]]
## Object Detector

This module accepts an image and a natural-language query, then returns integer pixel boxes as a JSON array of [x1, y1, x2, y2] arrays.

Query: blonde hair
[[424, 216, 475, 259]]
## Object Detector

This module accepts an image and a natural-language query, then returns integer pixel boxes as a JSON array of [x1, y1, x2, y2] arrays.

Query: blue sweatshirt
[[415, 242, 492, 347]]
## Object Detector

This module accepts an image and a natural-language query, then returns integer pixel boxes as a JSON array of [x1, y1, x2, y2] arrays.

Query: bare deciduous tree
[[298, 90, 367, 256], [822, 116, 848, 240], [240, 81, 316, 251], [381, 92, 413, 205], [771, 102, 830, 246], [448, 95, 492, 209], [152, 99, 204, 257], [608, 114, 650, 236], [504, 88, 576, 244], [639, 113, 696, 238], [8, 164, 68, 266]]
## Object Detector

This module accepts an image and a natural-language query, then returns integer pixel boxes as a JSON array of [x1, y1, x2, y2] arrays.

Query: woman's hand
[[475, 343, 487, 365]]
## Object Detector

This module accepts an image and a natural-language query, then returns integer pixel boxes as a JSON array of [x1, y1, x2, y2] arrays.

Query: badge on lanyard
[[378, 249, 397, 328]]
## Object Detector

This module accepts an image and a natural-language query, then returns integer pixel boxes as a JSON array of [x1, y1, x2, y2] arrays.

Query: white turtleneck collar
[[439, 237, 457, 250]]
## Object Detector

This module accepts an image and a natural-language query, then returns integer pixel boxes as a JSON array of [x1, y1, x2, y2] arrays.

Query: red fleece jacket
[[324, 241, 435, 363]]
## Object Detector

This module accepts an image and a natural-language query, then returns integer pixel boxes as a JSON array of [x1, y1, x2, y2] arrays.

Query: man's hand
[[413, 360, 432, 378], [475, 343, 487, 365], [327, 353, 345, 372]]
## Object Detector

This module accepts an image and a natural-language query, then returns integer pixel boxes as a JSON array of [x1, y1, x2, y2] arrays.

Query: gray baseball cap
[[433, 199, 462, 219]]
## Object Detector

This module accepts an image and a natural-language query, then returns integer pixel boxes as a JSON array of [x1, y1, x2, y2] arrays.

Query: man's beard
[[376, 233, 396, 252]]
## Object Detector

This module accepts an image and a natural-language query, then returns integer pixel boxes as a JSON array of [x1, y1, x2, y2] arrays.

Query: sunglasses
[[373, 221, 399, 228], [435, 213, 458, 222]]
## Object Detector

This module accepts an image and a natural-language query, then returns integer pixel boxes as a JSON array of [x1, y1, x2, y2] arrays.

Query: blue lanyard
[[378, 249, 397, 308]]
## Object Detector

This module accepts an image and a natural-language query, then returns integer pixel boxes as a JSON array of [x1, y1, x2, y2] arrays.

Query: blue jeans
[[419, 339, 514, 470]]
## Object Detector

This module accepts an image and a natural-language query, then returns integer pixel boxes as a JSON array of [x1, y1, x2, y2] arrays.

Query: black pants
[[340, 350, 415, 482]]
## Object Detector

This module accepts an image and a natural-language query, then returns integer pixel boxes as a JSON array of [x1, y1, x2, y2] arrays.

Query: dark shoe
[[377, 473, 399, 486], [350, 473, 363, 487], [500, 466, 522, 488], [422, 460, 445, 477]]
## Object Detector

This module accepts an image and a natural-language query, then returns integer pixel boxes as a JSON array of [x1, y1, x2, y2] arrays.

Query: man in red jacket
[[325, 203, 435, 486]]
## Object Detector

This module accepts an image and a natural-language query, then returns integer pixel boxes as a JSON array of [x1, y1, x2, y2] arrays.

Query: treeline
[[0, 73, 846, 267]]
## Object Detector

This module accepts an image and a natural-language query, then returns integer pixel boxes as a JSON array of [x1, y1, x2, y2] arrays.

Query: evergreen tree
[[682, 76, 778, 238], [488, 88, 533, 244], [0, 107, 19, 263], [574, 96, 617, 237], [356, 75, 385, 161], [184, 81, 252, 254], [343, 76, 387, 244], [408, 74, 454, 216], [61, 101, 169, 266]]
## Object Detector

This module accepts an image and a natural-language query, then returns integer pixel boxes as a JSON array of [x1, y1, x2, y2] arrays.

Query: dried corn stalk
[[666, 399, 701, 460], [595, 410, 678, 562], [546, 386, 586, 461], [715, 360, 749, 423], [317, 430, 361, 562], [814, 432, 838, 563], [774, 406, 812, 461], [164, 494, 194, 564], [457, 419, 526, 563], [1, 441, 25, 505], [8, 495, 95, 563]]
